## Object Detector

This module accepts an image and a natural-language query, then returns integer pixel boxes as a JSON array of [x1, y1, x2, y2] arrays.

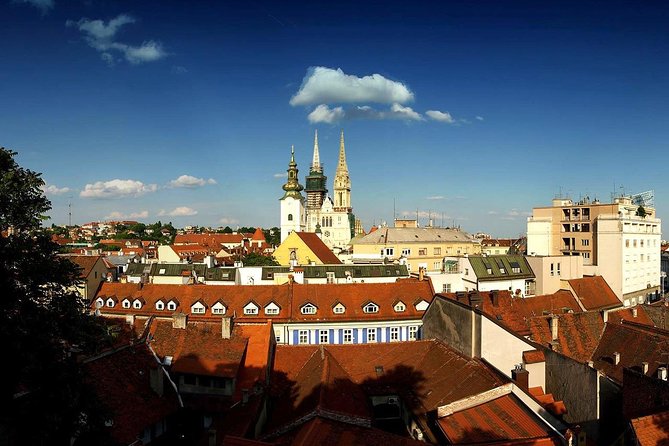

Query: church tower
[[304, 130, 328, 210], [279, 146, 305, 243], [333, 130, 352, 212]]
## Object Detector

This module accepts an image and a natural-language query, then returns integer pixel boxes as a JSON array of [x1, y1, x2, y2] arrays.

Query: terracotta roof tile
[[606, 306, 655, 326], [523, 350, 546, 364], [630, 409, 669, 446], [528, 312, 604, 363], [66, 255, 103, 278], [437, 394, 561, 445], [568, 276, 621, 311], [295, 232, 342, 264]]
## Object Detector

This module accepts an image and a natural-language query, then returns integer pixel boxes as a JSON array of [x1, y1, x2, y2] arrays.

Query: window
[[156, 301, 165, 311], [244, 304, 258, 315], [326, 272, 335, 284], [363, 302, 379, 313], [122, 300, 131, 309], [382, 247, 394, 257], [106, 299, 115, 308], [582, 239, 590, 246], [408, 326, 418, 341], [367, 329, 377, 343], [557, 263, 561, 276], [465, 268, 469, 275], [401, 248, 411, 256], [418, 248, 427, 256], [319, 330, 329, 344], [434, 261, 442, 270], [433, 247, 441, 255], [634, 240, 637, 248], [212, 304, 225, 315], [394, 302, 406, 312], [442, 283, 452, 293], [133, 300, 142, 309], [390, 327, 400, 342], [333, 303, 345, 314], [288, 214, 293, 221], [583, 252, 590, 259], [192, 305, 205, 314], [550, 263, 554, 276], [95, 298, 104, 308], [343, 329, 353, 344], [298, 330, 308, 344], [265, 306, 279, 315], [301, 303, 317, 314], [167, 301, 177, 311], [625, 240, 630, 248]]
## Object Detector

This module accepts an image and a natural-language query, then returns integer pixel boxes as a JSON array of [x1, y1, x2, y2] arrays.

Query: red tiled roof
[[528, 312, 604, 363], [67, 255, 103, 278], [515, 290, 584, 317], [84, 344, 179, 444], [606, 306, 655, 326], [592, 321, 669, 385], [294, 232, 342, 264], [149, 319, 248, 378], [251, 228, 266, 241], [174, 233, 251, 247], [235, 322, 273, 397], [568, 276, 621, 311], [523, 350, 546, 364], [630, 410, 669, 446], [95, 280, 433, 324], [437, 394, 561, 445]]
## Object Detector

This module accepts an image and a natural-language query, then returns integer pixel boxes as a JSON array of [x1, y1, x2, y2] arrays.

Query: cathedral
[[280, 130, 356, 250]]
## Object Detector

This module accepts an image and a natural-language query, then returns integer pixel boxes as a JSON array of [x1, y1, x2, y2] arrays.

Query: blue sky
[[2, 0, 668, 237]]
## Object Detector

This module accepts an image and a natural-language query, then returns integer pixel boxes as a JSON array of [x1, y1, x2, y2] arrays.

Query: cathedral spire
[[336, 130, 348, 173], [333, 130, 351, 212], [281, 145, 304, 199], [311, 130, 322, 173]]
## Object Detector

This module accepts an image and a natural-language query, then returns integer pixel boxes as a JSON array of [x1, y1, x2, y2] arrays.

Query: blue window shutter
[[385, 327, 390, 342], [292, 330, 298, 345], [329, 329, 334, 343], [377, 327, 381, 341], [315, 329, 319, 345], [353, 329, 358, 344], [338, 329, 342, 344], [362, 328, 367, 343]]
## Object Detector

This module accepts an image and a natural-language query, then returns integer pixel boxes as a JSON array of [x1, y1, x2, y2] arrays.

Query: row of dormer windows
[[98, 297, 426, 316]]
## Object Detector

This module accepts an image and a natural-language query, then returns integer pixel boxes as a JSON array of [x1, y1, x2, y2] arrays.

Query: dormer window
[[122, 299, 131, 309], [95, 298, 104, 308], [265, 302, 280, 315], [156, 301, 165, 311], [333, 303, 346, 314], [394, 301, 406, 312], [106, 298, 116, 308], [244, 302, 259, 315], [212, 302, 226, 315], [133, 300, 142, 309], [301, 303, 317, 315], [191, 302, 206, 314], [363, 302, 379, 314], [167, 301, 178, 311]]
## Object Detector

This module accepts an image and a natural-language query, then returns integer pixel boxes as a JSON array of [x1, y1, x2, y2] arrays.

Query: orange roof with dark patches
[[528, 312, 604, 363], [592, 321, 669, 385], [67, 255, 103, 278], [149, 319, 248, 378], [84, 343, 179, 445], [568, 276, 621, 310], [523, 350, 546, 364], [630, 410, 669, 446], [234, 322, 273, 396], [294, 232, 342, 264], [95, 281, 433, 323], [606, 306, 655, 326], [437, 394, 561, 445], [514, 290, 583, 317]]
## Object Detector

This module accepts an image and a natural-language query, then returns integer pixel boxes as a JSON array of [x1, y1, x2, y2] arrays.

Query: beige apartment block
[[527, 196, 661, 304], [525, 255, 584, 295], [352, 226, 481, 273]]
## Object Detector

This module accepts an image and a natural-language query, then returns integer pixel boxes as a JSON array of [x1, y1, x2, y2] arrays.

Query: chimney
[[491, 290, 499, 307], [613, 352, 620, 365], [512, 365, 529, 391], [659, 367, 668, 381], [632, 307, 638, 318], [172, 312, 187, 329], [418, 267, 425, 281], [222, 316, 232, 339], [125, 314, 135, 326], [149, 366, 164, 397], [642, 362, 649, 374], [550, 315, 559, 341]]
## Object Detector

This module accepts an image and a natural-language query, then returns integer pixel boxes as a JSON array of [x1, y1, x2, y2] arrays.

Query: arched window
[[288, 214, 293, 221]]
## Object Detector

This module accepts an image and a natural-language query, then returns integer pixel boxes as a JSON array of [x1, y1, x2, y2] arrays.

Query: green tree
[[1, 148, 109, 444], [241, 252, 280, 266]]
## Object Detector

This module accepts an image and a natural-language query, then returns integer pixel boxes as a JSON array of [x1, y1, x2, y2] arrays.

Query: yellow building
[[273, 231, 342, 266], [351, 226, 481, 273]]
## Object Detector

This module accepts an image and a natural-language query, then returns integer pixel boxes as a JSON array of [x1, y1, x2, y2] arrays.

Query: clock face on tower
[[324, 231, 330, 237]]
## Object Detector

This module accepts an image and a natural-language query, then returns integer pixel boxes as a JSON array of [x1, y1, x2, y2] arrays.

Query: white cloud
[[105, 210, 149, 220], [475, 116, 484, 121], [14, 0, 54, 14], [308, 104, 345, 124], [67, 14, 168, 65], [158, 207, 197, 217], [80, 179, 158, 199], [41, 184, 71, 195], [168, 175, 217, 188], [488, 210, 498, 215], [390, 103, 423, 121], [426, 110, 455, 124], [290, 67, 414, 106], [219, 217, 239, 225], [426, 196, 445, 200]]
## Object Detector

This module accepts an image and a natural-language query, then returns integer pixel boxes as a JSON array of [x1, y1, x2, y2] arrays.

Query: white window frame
[[212, 304, 226, 315], [333, 304, 346, 314], [133, 300, 142, 309], [442, 283, 452, 293], [363, 302, 379, 314], [319, 330, 329, 344], [106, 298, 115, 308], [390, 327, 400, 342], [95, 298, 104, 308], [382, 247, 394, 257], [301, 303, 317, 315], [156, 301, 165, 311], [191, 304, 205, 314], [244, 304, 259, 315], [394, 302, 406, 312], [367, 329, 377, 343], [401, 248, 411, 256], [298, 330, 308, 344], [122, 299, 131, 309], [343, 329, 353, 344], [167, 301, 177, 311], [408, 326, 418, 341]]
